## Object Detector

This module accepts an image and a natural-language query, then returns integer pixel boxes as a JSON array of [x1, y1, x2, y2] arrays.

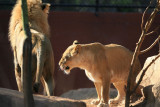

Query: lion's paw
[[91, 99, 100, 105], [109, 99, 119, 104], [109, 98, 125, 105], [98, 102, 109, 107], [33, 82, 40, 93]]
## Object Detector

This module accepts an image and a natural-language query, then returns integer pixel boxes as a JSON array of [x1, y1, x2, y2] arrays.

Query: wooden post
[[21, 0, 34, 107]]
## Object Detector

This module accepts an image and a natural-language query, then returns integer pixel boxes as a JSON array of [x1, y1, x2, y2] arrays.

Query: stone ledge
[[0, 88, 86, 107]]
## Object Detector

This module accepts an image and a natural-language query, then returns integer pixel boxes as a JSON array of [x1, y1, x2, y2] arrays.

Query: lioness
[[59, 41, 141, 106], [8, 0, 55, 96]]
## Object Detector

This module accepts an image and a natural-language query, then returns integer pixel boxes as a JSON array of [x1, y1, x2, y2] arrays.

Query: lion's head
[[59, 40, 82, 74], [9, 0, 51, 49]]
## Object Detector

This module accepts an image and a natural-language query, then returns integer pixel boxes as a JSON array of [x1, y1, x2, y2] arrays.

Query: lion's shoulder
[[105, 44, 131, 53]]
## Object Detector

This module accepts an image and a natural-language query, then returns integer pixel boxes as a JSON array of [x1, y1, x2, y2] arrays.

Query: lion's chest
[[85, 70, 100, 82]]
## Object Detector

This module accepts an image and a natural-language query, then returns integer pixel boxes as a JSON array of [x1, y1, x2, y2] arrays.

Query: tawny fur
[[9, 0, 55, 96], [59, 41, 142, 106]]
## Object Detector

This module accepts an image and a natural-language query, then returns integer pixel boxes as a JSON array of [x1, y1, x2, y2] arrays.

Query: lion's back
[[104, 44, 141, 81]]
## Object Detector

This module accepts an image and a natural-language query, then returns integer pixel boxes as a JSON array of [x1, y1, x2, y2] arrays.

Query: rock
[[0, 88, 86, 107], [61, 88, 97, 100], [60, 88, 117, 100], [137, 55, 160, 87], [61, 88, 118, 107], [136, 55, 160, 107], [152, 82, 160, 107]]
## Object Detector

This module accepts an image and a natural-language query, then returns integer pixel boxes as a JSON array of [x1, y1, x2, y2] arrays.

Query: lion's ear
[[73, 40, 79, 45], [28, 0, 42, 4], [42, 3, 50, 14], [71, 45, 81, 56]]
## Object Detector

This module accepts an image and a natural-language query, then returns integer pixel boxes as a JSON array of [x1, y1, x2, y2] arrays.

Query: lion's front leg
[[97, 79, 110, 107], [91, 82, 101, 105]]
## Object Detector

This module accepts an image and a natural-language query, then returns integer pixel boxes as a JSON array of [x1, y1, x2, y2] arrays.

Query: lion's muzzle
[[60, 65, 70, 71], [59, 64, 71, 74]]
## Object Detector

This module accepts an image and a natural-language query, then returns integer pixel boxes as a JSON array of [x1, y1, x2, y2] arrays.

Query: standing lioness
[[59, 41, 141, 106]]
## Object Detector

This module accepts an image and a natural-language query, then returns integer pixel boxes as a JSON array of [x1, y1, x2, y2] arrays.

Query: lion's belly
[[85, 70, 101, 82], [110, 69, 129, 82]]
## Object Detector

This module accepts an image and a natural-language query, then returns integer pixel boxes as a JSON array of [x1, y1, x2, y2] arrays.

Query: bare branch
[[145, 30, 156, 36], [144, 6, 159, 32], [125, 30, 146, 107], [130, 54, 160, 95], [145, 26, 160, 36], [140, 36, 160, 54], [141, 0, 154, 30]]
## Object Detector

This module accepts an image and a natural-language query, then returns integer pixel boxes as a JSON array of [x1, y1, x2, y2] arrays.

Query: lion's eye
[[66, 53, 72, 59], [63, 58, 66, 62], [65, 56, 69, 60]]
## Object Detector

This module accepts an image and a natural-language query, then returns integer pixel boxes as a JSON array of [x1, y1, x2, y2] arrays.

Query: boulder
[[137, 55, 160, 87], [0, 88, 86, 107], [136, 55, 160, 107], [152, 81, 160, 107], [61, 88, 118, 107], [60, 88, 117, 100]]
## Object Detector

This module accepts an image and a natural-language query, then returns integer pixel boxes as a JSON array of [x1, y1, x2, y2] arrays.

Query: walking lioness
[[59, 41, 141, 106], [9, 0, 55, 96]]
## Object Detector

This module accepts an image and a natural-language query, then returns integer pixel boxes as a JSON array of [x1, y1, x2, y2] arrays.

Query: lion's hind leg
[[14, 63, 22, 92], [110, 82, 126, 104], [33, 39, 46, 93], [41, 72, 55, 96], [14, 48, 22, 92]]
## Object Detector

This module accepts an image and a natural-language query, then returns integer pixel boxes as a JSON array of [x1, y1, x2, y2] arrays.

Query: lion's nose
[[60, 66, 64, 71]]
